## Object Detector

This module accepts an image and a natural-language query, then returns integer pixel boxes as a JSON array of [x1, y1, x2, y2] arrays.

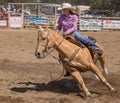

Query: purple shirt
[[57, 14, 78, 34]]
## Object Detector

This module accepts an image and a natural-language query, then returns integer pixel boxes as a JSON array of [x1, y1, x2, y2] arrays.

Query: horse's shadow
[[10, 78, 80, 94], [10, 78, 102, 98]]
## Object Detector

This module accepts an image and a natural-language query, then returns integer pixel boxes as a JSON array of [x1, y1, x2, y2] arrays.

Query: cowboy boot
[[95, 48, 103, 56]]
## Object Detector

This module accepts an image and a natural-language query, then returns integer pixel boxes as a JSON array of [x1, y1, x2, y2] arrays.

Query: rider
[[57, 3, 102, 76]]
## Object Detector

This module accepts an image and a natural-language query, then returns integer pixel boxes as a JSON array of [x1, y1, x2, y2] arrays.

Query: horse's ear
[[38, 25, 44, 32], [46, 24, 49, 30], [33, 22, 38, 28]]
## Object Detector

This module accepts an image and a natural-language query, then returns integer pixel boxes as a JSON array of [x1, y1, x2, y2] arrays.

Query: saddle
[[64, 35, 102, 63], [64, 35, 85, 48]]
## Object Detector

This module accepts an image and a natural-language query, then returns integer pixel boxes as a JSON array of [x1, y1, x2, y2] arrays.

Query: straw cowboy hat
[[58, 3, 76, 13]]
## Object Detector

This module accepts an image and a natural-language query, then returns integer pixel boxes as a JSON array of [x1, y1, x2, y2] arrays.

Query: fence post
[[21, 3, 24, 28]]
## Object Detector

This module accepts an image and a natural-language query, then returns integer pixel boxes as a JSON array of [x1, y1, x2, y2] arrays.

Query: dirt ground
[[0, 29, 119, 103]]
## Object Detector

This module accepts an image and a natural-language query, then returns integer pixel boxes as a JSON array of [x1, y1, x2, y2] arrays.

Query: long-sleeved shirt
[[57, 14, 78, 34]]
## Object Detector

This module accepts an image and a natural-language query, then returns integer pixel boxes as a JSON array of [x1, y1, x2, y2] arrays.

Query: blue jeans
[[72, 30, 99, 49]]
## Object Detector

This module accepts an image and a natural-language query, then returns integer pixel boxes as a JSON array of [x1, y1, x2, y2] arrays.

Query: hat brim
[[57, 7, 75, 11]]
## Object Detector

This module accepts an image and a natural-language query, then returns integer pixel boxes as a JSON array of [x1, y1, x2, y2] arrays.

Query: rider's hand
[[63, 32, 68, 38], [63, 32, 68, 35]]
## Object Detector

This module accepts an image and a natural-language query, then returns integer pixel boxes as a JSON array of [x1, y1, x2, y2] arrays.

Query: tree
[[111, 0, 120, 13], [90, 0, 111, 10], [0, 0, 119, 14], [90, 0, 120, 13]]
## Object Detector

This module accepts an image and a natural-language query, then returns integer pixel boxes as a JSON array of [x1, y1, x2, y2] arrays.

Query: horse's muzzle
[[35, 52, 45, 59]]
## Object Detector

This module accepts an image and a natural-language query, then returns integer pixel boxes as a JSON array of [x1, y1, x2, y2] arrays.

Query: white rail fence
[[0, 3, 120, 31], [79, 17, 120, 31]]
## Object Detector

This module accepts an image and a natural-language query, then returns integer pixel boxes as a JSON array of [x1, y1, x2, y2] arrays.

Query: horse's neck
[[51, 30, 79, 57]]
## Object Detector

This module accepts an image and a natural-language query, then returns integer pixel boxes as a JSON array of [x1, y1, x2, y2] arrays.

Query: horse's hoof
[[86, 92, 91, 97], [103, 68, 109, 75], [111, 88, 115, 91], [94, 74, 100, 80]]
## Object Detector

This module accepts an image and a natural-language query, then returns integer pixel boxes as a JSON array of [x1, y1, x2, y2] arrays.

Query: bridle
[[36, 30, 64, 58], [36, 29, 82, 68]]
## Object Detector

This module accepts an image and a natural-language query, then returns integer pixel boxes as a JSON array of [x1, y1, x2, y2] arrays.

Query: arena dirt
[[0, 29, 119, 103]]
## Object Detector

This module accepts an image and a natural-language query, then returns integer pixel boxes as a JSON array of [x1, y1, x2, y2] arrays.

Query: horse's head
[[35, 26, 55, 59]]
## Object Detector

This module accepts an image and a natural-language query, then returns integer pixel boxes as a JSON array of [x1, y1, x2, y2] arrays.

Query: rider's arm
[[56, 16, 62, 33], [65, 15, 78, 34]]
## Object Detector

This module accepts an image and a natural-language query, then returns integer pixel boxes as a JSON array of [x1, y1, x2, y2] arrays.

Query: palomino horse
[[35, 26, 115, 97]]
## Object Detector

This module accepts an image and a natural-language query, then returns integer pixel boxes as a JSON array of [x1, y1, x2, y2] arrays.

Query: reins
[[37, 29, 82, 80], [44, 38, 64, 57], [43, 30, 82, 71]]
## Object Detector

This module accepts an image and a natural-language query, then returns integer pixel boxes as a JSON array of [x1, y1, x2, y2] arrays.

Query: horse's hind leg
[[99, 56, 108, 75], [70, 70, 91, 97], [90, 63, 115, 91]]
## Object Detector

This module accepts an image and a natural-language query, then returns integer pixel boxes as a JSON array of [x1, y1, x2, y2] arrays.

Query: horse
[[35, 26, 115, 97]]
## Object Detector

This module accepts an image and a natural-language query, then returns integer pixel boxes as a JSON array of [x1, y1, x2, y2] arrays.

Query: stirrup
[[64, 71, 70, 77]]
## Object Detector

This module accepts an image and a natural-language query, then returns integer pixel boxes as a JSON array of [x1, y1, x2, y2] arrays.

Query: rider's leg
[[72, 30, 99, 49], [72, 30, 103, 56]]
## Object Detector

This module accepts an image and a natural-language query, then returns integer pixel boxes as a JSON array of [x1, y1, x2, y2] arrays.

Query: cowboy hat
[[57, 3, 75, 12]]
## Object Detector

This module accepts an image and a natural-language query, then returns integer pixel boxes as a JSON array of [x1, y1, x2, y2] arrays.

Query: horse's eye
[[42, 37, 46, 40]]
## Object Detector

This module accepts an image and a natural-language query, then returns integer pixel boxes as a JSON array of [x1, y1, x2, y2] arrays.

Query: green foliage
[[0, 0, 119, 13], [0, 0, 35, 5], [111, 0, 120, 12], [90, 0, 111, 10], [90, 0, 120, 13]]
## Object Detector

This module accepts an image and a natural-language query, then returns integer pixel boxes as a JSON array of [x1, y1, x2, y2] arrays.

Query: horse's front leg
[[62, 62, 91, 97], [71, 70, 91, 97]]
